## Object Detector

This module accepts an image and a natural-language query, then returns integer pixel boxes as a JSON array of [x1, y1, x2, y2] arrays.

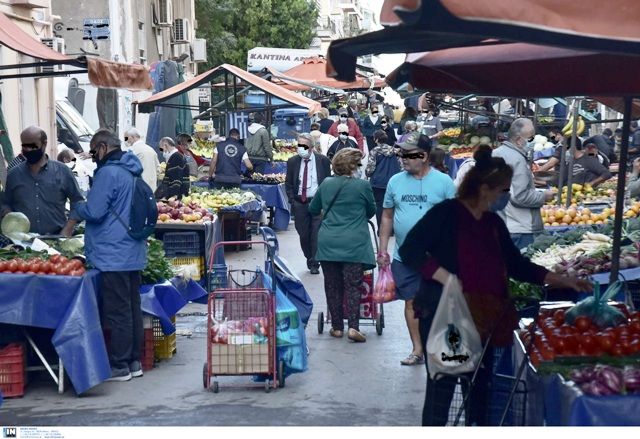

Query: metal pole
[[610, 97, 633, 283], [556, 138, 567, 206], [565, 100, 581, 208], [224, 72, 230, 136]]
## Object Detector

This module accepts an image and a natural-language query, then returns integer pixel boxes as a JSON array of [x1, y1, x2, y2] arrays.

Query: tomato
[[629, 340, 640, 354], [0, 260, 7, 272], [30, 261, 42, 274], [70, 259, 84, 270], [574, 316, 592, 332], [49, 254, 61, 264], [597, 334, 615, 353], [630, 320, 640, 334], [579, 334, 597, 350], [553, 309, 566, 326], [563, 334, 579, 351], [610, 345, 625, 357], [40, 261, 52, 275], [6, 260, 18, 273]]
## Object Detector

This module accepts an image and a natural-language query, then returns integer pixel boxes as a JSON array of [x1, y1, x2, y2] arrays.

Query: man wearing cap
[[285, 133, 331, 275], [123, 127, 160, 190], [328, 107, 364, 151], [378, 132, 456, 366], [327, 124, 358, 161]]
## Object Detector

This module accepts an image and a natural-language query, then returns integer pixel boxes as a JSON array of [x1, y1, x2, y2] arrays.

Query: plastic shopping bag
[[373, 265, 396, 303], [426, 275, 482, 380]]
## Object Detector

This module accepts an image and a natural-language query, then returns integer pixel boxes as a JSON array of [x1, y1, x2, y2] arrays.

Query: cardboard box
[[210, 343, 269, 374], [211, 344, 239, 374], [240, 344, 270, 374]]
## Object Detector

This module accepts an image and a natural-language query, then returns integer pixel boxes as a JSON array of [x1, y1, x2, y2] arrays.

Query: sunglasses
[[21, 143, 39, 150], [298, 144, 310, 150], [339, 132, 349, 136], [339, 115, 348, 118], [527, 135, 535, 142], [381, 122, 388, 125], [124, 136, 129, 142], [397, 152, 425, 160]]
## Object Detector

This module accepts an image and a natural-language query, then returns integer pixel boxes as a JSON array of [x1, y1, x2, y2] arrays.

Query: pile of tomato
[[520, 306, 640, 367], [0, 254, 85, 276]]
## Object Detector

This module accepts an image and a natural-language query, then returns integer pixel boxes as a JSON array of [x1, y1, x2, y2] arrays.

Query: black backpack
[[110, 175, 158, 240]]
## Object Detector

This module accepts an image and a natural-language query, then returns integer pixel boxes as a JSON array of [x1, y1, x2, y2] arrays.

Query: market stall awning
[[385, 43, 640, 97], [135, 63, 321, 115], [328, 0, 640, 81], [282, 56, 385, 91], [0, 11, 152, 90]]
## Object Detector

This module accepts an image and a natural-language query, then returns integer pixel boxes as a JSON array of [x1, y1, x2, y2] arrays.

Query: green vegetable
[[509, 279, 543, 310], [142, 238, 175, 285], [1, 212, 30, 235]]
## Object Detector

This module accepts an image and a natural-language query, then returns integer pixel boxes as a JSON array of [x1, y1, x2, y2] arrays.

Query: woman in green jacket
[[309, 148, 376, 342]]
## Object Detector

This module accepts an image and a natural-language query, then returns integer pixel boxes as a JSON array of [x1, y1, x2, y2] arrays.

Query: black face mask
[[24, 148, 44, 164]]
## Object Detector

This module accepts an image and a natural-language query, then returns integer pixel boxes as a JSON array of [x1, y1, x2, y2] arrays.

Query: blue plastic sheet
[[219, 198, 265, 223], [0, 270, 110, 395], [240, 183, 290, 231]]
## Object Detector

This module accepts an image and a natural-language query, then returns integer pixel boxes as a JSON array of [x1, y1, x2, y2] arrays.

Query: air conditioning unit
[[157, 0, 173, 26], [173, 18, 189, 43], [192, 38, 206, 63], [38, 38, 65, 74]]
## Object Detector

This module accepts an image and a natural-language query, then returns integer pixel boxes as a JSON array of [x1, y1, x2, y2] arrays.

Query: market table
[[0, 270, 110, 395]]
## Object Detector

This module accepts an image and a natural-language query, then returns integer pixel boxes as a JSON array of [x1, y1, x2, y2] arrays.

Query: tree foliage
[[194, 0, 318, 71]]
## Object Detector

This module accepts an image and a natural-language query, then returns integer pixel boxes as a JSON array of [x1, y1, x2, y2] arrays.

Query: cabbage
[[469, 136, 480, 145], [479, 136, 491, 145], [1, 212, 30, 235], [59, 237, 84, 254]]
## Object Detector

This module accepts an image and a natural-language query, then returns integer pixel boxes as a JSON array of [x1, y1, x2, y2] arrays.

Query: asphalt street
[[0, 226, 425, 426]]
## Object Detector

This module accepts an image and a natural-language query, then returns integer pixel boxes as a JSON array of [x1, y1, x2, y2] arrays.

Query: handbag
[[425, 274, 483, 379]]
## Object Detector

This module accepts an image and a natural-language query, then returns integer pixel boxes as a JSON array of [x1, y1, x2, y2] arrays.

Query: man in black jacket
[[155, 137, 190, 199], [285, 133, 331, 274]]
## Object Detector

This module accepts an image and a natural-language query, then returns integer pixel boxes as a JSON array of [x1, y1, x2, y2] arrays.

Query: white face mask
[[163, 150, 171, 161], [339, 134, 348, 141], [340, 116, 348, 122], [297, 146, 311, 158], [65, 161, 75, 169]]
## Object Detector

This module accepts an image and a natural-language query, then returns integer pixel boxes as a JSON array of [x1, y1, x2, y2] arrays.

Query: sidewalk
[[0, 227, 424, 426]]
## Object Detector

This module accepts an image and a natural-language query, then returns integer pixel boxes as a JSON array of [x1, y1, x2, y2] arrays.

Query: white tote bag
[[426, 274, 483, 379]]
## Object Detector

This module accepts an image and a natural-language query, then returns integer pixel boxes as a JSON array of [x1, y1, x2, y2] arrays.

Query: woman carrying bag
[[399, 147, 592, 426], [309, 148, 376, 343]]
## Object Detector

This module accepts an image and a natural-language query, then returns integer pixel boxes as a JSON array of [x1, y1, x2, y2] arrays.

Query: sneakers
[[129, 361, 143, 378], [106, 367, 132, 382], [310, 266, 320, 275], [347, 328, 366, 343]]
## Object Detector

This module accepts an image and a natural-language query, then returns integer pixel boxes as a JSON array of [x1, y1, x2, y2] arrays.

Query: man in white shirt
[[123, 127, 160, 190], [285, 133, 332, 274]]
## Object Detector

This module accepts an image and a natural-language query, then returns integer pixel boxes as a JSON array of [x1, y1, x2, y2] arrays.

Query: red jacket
[[328, 118, 365, 151]]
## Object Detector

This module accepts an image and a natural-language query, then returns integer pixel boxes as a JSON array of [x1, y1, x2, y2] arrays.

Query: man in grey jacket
[[245, 112, 272, 174], [492, 118, 555, 250]]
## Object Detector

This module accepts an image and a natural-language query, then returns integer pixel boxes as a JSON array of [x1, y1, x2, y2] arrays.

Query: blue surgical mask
[[490, 191, 510, 212]]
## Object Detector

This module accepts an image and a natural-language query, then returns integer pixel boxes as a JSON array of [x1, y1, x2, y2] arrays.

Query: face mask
[[339, 134, 348, 141], [65, 161, 75, 169], [340, 116, 348, 121], [490, 191, 510, 212], [297, 146, 310, 158], [24, 148, 44, 164], [163, 150, 171, 161]]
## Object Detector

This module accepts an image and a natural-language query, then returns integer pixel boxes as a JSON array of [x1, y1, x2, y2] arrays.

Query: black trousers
[[419, 311, 494, 426], [372, 186, 386, 230], [291, 198, 322, 268], [101, 271, 143, 371], [252, 159, 269, 174]]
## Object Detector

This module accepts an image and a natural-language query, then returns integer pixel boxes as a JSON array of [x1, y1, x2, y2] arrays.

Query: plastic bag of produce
[[373, 264, 396, 303], [426, 275, 482, 379], [564, 281, 627, 329]]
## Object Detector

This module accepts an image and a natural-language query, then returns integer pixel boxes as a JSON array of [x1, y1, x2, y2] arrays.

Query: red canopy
[[282, 57, 385, 91]]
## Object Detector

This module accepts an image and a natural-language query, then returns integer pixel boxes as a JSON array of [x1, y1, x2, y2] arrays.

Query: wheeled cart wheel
[[381, 305, 385, 328], [278, 360, 285, 388], [213, 381, 219, 393], [376, 314, 383, 335], [318, 312, 324, 334], [203, 363, 209, 389]]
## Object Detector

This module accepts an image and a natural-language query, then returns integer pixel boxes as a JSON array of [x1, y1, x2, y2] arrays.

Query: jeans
[[510, 233, 536, 251], [101, 271, 143, 371]]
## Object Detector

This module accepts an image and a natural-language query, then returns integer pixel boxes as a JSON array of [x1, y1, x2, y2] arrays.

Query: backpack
[[110, 175, 159, 240]]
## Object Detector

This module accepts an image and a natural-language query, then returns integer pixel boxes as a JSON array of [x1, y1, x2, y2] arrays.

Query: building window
[[138, 21, 146, 63]]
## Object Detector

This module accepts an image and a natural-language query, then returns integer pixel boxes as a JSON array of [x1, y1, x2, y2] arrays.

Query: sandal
[[400, 354, 424, 366]]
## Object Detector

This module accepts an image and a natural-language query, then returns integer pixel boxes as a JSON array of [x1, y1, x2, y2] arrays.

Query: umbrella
[[327, 0, 640, 82]]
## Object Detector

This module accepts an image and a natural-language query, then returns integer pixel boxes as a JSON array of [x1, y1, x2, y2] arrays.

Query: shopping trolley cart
[[203, 240, 284, 393]]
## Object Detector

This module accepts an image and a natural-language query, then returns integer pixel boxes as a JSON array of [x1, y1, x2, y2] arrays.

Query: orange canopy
[[282, 57, 385, 91], [136, 63, 321, 115]]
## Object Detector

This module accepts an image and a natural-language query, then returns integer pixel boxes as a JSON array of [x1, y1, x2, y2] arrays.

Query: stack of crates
[[153, 316, 177, 360], [161, 231, 206, 281], [142, 316, 155, 371], [0, 343, 26, 398]]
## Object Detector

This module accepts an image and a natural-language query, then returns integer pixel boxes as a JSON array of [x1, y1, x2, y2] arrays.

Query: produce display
[[156, 197, 216, 224], [273, 139, 297, 162], [561, 115, 586, 137], [546, 183, 615, 207], [541, 205, 613, 227], [142, 238, 175, 284], [184, 189, 257, 213], [243, 173, 286, 184], [531, 134, 555, 153], [0, 249, 85, 276], [568, 364, 640, 396], [518, 297, 640, 368], [445, 135, 494, 158], [191, 139, 216, 158]]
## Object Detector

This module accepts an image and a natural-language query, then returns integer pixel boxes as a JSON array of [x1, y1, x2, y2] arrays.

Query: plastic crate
[[168, 256, 205, 281], [141, 328, 154, 371], [161, 231, 203, 257], [153, 317, 177, 360], [0, 343, 25, 398]]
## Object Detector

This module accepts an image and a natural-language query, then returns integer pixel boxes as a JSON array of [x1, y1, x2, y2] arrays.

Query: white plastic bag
[[426, 274, 483, 379]]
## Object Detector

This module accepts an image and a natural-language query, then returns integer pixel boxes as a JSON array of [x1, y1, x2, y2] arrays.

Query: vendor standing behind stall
[[1, 126, 84, 236], [71, 129, 147, 382], [208, 129, 253, 189]]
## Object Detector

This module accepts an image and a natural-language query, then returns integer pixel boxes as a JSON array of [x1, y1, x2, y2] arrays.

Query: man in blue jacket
[[72, 129, 147, 382]]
